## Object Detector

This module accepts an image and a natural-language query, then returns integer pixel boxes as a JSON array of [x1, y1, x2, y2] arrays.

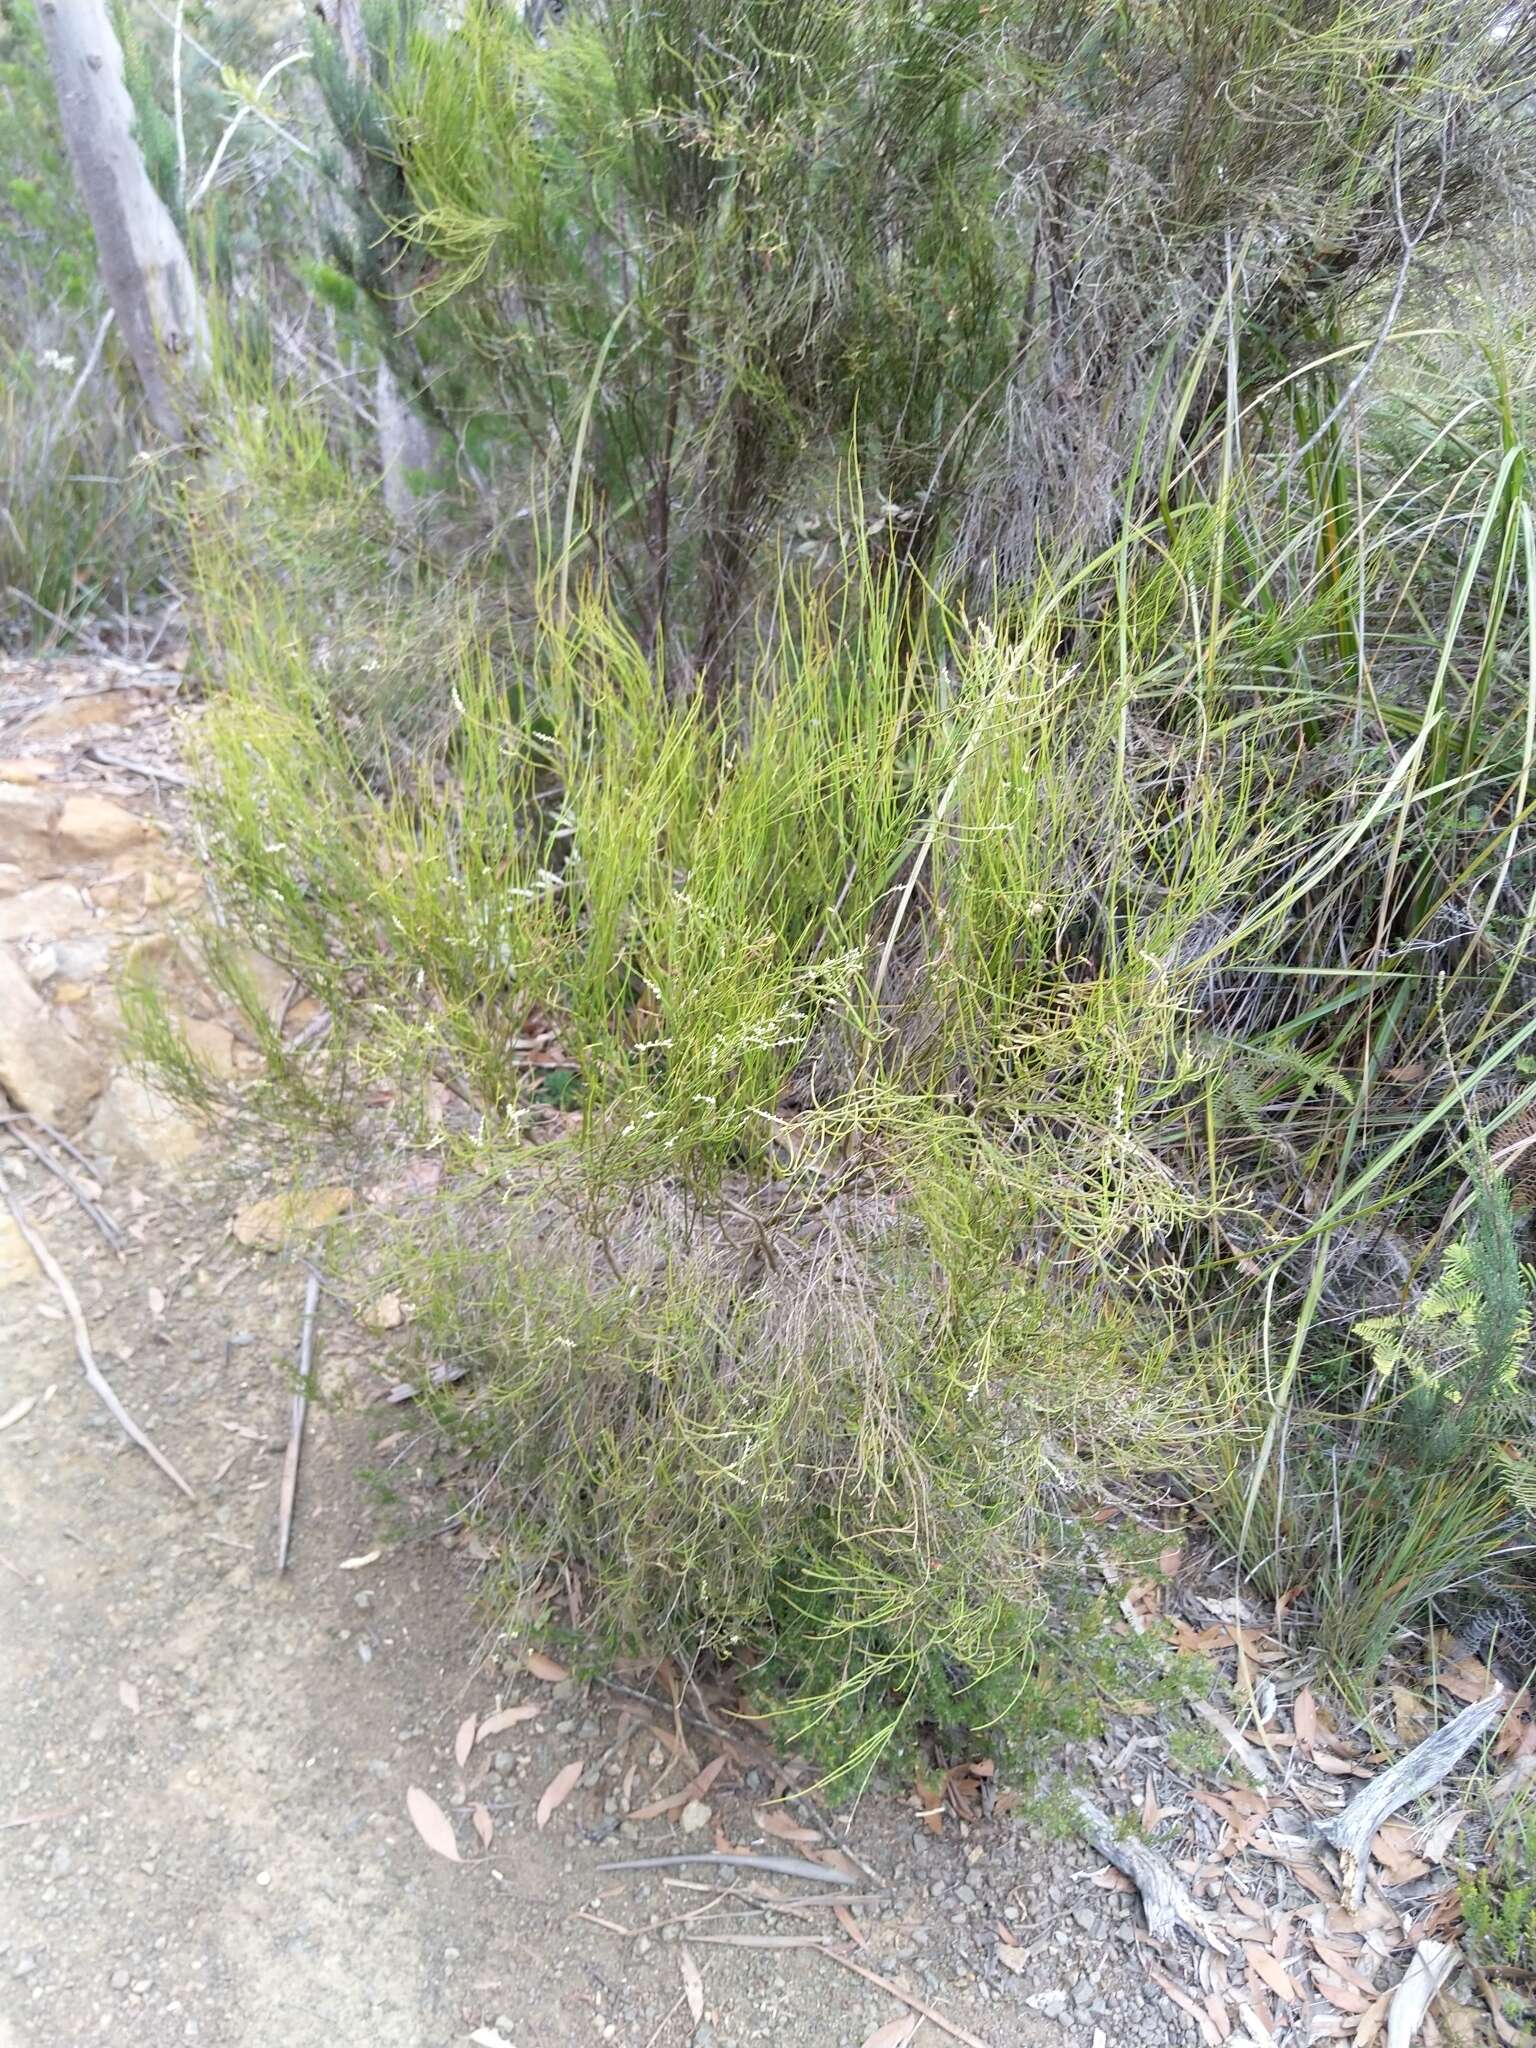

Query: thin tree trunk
[[38, 0, 206, 441], [374, 358, 438, 531], [317, 0, 438, 534]]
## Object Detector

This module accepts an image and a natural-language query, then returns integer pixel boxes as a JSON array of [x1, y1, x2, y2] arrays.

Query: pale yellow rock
[[53, 793, 160, 859], [0, 946, 105, 1126], [0, 1215, 40, 1290], [0, 881, 95, 944], [121, 933, 173, 974], [23, 692, 144, 738], [362, 1291, 407, 1332], [84, 1073, 203, 1167], [0, 785, 57, 866], [0, 760, 47, 786], [231, 1185, 353, 1251], [283, 996, 325, 1037], [181, 1016, 240, 1079], [230, 946, 292, 1024]]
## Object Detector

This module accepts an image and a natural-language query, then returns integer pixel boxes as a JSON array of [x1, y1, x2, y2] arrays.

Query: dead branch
[[276, 1268, 320, 1570], [813, 1946, 995, 2048], [3, 1114, 122, 1251], [2, 1186, 194, 1500], [1070, 1787, 1226, 1951], [595, 1850, 857, 1887], [1319, 1689, 1506, 1905]]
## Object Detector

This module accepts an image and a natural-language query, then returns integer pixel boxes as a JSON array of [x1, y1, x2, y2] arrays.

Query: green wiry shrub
[[151, 393, 1317, 1764], [146, 309, 1536, 1753]]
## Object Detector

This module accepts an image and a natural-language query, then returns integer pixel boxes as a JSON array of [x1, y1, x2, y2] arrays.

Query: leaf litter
[[419, 1569, 1531, 2048]]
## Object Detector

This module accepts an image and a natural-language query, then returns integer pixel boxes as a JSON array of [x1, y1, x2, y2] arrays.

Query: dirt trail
[[0, 659, 1178, 2048]]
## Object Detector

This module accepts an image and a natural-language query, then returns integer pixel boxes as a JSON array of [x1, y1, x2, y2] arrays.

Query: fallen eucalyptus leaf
[[860, 2019, 918, 2048], [536, 1760, 583, 1829], [477, 1702, 540, 1740], [405, 1785, 460, 1862], [679, 1945, 704, 2023]]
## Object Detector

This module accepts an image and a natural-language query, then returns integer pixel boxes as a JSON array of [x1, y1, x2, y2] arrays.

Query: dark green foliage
[[371, 0, 1020, 675], [296, 0, 1536, 673], [1358, 1178, 1534, 1469], [114, 0, 182, 223], [1462, 1800, 1536, 2005]]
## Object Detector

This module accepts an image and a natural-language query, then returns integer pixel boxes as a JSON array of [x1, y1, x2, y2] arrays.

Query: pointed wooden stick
[[596, 1850, 858, 1886], [276, 1269, 320, 1571], [3, 1186, 194, 1500]]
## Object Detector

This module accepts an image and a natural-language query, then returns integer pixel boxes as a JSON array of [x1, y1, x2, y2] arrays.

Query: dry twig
[[2, 1187, 194, 1499], [276, 1269, 320, 1570], [596, 1850, 858, 1886], [813, 1945, 995, 2048], [3, 1115, 122, 1251], [83, 746, 192, 789]]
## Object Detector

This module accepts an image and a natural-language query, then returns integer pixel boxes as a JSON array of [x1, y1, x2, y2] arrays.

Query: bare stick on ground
[[2, 1186, 194, 1500], [1319, 1689, 1507, 1905], [276, 1269, 320, 1571], [83, 747, 193, 789], [813, 1945, 995, 2048], [597, 1850, 859, 1887], [3, 1115, 123, 1251], [0, 1111, 107, 1184]]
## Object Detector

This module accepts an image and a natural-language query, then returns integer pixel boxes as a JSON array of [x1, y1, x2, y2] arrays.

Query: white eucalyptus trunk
[[38, 0, 206, 440], [318, 0, 437, 532]]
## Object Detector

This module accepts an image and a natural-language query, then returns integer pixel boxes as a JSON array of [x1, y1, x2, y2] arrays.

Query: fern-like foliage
[[1356, 1176, 1534, 1468]]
